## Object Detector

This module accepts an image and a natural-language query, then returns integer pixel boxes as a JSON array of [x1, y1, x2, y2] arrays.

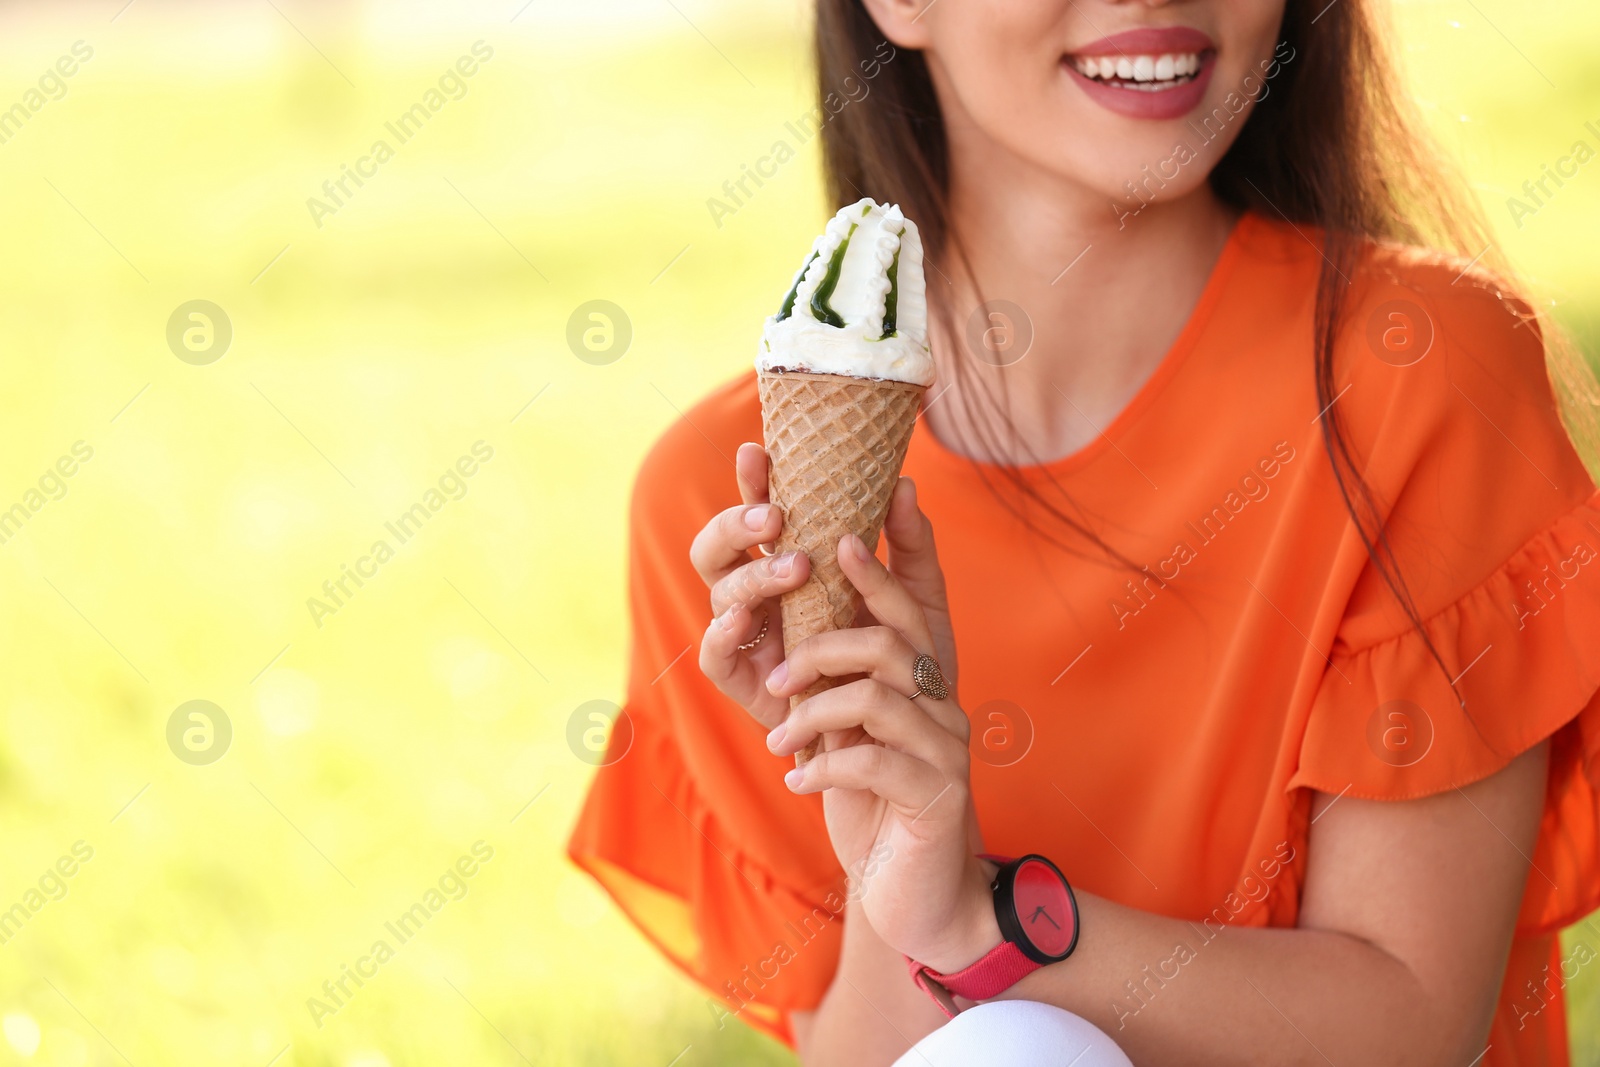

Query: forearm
[[977, 746, 1543, 1066], [998, 890, 1448, 1067], [802, 887, 1451, 1067], [797, 897, 947, 1066]]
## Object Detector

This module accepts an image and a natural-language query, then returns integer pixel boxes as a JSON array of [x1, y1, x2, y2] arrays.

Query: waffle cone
[[757, 369, 926, 764]]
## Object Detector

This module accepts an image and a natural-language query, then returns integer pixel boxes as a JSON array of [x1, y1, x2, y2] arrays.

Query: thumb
[[882, 478, 949, 618]]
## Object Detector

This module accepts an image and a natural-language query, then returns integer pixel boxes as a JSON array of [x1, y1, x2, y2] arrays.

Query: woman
[[569, 0, 1600, 1063]]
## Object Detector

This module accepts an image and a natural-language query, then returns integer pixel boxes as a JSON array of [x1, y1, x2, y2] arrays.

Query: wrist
[[915, 857, 1002, 974], [907, 854, 1079, 1019]]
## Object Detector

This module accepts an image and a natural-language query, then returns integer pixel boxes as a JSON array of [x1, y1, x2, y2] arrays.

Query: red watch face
[[1012, 857, 1075, 958]]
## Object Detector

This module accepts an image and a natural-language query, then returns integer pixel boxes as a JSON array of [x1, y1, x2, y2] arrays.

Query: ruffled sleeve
[[1289, 259, 1600, 935], [566, 375, 845, 1044]]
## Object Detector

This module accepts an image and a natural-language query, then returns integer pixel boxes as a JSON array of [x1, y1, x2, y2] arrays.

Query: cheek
[[1208, 1, 1290, 111], [928, 8, 1063, 125], [1157, 2, 1286, 168]]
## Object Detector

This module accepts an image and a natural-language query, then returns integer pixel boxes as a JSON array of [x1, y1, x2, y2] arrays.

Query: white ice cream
[[756, 198, 933, 387]]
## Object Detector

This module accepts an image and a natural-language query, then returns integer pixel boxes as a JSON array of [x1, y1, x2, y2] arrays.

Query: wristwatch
[[906, 854, 1079, 1017]]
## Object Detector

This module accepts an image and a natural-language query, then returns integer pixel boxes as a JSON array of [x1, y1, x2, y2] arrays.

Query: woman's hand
[[694, 441, 990, 969], [763, 523, 997, 975], [692, 442, 812, 730], [693, 442, 960, 728]]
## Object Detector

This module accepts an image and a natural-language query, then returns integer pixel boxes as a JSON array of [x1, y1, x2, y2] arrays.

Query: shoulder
[[1237, 213, 1540, 343], [1351, 238, 1541, 367], [630, 370, 762, 543], [1334, 239, 1571, 479], [1326, 239, 1595, 628], [1228, 216, 1569, 459]]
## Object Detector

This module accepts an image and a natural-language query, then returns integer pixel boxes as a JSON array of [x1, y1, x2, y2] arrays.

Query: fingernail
[[717, 605, 739, 630], [770, 553, 795, 578], [766, 720, 787, 751], [744, 505, 771, 531], [784, 767, 805, 791], [845, 535, 870, 563], [766, 661, 788, 692]]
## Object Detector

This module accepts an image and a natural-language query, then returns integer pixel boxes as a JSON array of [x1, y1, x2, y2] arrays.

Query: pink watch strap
[[906, 941, 1042, 1018]]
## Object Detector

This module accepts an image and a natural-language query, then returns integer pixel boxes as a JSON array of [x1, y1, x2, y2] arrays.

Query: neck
[[924, 113, 1240, 466]]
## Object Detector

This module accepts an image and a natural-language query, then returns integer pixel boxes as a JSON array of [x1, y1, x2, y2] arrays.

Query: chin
[[1020, 125, 1220, 223]]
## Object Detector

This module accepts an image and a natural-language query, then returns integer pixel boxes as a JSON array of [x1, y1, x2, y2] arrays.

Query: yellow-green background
[[0, 1, 1596, 1064]]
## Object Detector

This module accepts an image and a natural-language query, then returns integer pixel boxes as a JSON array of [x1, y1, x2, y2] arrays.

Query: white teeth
[[1073, 50, 1201, 85]]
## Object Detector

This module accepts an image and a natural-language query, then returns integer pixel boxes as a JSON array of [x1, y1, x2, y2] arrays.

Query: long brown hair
[[813, 0, 1600, 704]]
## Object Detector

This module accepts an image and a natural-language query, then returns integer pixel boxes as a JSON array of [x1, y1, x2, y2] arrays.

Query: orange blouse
[[568, 212, 1600, 1065]]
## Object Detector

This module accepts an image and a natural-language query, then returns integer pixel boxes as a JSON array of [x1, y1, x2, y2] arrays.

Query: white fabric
[[891, 1000, 1134, 1067]]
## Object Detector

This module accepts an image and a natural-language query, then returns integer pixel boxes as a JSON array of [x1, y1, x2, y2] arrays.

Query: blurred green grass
[[0, 1, 1594, 1064]]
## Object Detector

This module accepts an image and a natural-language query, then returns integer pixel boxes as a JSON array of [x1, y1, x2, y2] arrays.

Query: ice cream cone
[[754, 197, 934, 765], [759, 369, 925, 763]]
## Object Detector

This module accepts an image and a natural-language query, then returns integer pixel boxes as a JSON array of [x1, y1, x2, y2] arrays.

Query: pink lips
[[1065, 26, 1217, 121]]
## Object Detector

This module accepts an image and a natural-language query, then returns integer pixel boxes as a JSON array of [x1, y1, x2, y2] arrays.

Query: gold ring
[[910, 652, 948, 700], [738, 612, 770, 652]]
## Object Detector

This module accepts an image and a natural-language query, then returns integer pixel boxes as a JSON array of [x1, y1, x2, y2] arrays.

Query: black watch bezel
[[991, 853, 1079, 965]]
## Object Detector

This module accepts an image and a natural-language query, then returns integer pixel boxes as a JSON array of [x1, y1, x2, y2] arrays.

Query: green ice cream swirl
[[880, 246, 900, 338], [807, 223, 856, 329]]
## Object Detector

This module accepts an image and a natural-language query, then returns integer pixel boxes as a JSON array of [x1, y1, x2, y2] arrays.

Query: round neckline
[[914, 210, 1257, 481]]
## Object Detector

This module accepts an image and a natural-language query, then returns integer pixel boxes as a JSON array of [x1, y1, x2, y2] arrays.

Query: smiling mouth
[[1066, 50, 1211, 92]]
